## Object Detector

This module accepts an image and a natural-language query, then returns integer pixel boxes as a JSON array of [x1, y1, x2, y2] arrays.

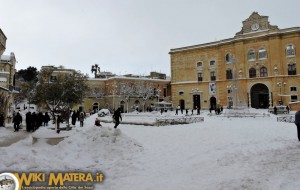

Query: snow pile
[[0, 125, 143, 173]]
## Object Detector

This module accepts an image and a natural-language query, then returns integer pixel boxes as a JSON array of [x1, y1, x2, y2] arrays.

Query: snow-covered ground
[[0, 108, 299, 190]]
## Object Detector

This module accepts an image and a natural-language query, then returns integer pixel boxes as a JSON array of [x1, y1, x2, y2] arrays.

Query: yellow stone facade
[[170, 12, 300, 110], [83, 77, 171, 113]]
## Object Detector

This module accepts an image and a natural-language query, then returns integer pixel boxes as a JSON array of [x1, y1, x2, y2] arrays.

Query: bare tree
[[34, 68, 89, 124]]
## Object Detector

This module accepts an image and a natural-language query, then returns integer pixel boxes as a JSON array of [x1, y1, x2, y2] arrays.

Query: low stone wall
[[289, 102, 300, 111], [32, 136, 66, 145]]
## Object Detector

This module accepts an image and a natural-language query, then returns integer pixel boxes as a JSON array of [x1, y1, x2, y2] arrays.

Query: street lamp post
[[156, 89, 161, 102], [277, 82, 286, 105], [112, 84, 118, 110]]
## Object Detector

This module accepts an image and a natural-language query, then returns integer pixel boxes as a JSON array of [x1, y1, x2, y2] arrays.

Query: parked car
[[268, 106, 287, 114], [98, 109, 110, 117]]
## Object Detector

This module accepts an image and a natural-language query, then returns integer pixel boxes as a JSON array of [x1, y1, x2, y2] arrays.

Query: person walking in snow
[[274, 106, 278, 115], [295, 110, 300, 141], [79, 112, 85, 127], [25, 111, 32, 132], [197, 106, 200, 115], [71, 110, 77, 126], [43, 112, 50, 126], [286, 105, 290, 114], [0, 112, 4, 127], [113, 107, 122, 128], [13, 112, 22, 132]]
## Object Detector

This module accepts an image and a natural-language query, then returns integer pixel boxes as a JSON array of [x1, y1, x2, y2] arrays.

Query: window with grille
[[288, 63, 297, 75], [290, 86, 297, 92], [197, 61, 203, 67], [248, 50, 256, 61], [210, 71, 216, 81], [249, 68, 256, 78], [260, 67, 268, 77], [258, 48, 267, 59], [286, 45, 295, 56], [291, 95, 298, 102], [226, 69, 232, 79], [197, 73, 203, 81]]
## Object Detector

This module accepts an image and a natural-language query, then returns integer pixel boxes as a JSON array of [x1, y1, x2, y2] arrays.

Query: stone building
[[170, 12, 300, 110], [0, 28, 17, 123], [84, 75, 171, 113]]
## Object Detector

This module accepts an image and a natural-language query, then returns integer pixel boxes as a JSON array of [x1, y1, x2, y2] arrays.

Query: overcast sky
[[1, 0, 300, 77]]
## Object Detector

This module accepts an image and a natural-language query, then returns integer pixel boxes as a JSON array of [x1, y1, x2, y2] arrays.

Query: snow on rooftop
[[0, 54, 10, 61]]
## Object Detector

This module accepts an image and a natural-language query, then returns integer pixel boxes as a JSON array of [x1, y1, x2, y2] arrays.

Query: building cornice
[[169, 27, 300, 54]]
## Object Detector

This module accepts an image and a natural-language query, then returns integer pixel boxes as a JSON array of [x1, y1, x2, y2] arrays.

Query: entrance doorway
[[250, 83, 269, 108], [193, 95, 200, 109], [179, 99, 185, 110], [92, 103, 99, 112], [210, 96, 217, 110]]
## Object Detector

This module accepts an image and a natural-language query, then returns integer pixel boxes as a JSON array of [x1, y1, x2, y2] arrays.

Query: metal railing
[[277, 116, 295, 123], [156, 116, 204, 126]]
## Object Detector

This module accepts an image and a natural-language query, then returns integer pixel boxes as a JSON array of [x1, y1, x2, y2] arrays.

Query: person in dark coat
[[37, 112, 43, 128], [71, 111, 77, 125], [274, 106, 277, 115], [56, 115, 62, 133], [25, 111, 32, 132], [286, 105, 290, 114], [295, 110, 300, 141], [0, 112, 4, 127], [43, 112, 50, 126], [197, 106, 200, 115], [13, 112, 22, 132], [113, 108, 122, 128], [31, 112, 37, 131]]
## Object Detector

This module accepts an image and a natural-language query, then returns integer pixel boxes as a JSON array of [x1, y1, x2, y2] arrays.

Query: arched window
[[226, 69, 232, 79], [249, 68, 256, 78], [286, 45, 295, 56], [225, 53, 231, 63], [258, 48, 267, 59], [288, 63, 296, 75], [210, 60, 216, 66], [196, 61, 203, 67], [260, 67, 268, 77], [248, 49, 256, 61]]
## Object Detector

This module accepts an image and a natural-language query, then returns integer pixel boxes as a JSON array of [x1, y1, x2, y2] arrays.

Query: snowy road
[[111, 114, 300, 190]]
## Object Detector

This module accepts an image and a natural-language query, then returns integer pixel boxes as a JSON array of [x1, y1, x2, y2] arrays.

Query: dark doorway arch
[[120, 100, 125, 113], [179, 99, 185, 110], [193, 95, 201, 109], [210, 96, 217, 110], [250, 83, 269, 108], [92, 103, 99, 112]]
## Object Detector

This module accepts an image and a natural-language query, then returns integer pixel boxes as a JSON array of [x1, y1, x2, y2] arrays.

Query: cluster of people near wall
[[10, 111, 51, 132], [3, 109, 89, 132], [71, 110, 86, 127], [175, 105, 201, 116]]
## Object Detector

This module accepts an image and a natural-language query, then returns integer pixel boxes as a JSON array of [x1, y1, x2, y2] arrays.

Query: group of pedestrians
[[71, 110, 86, 127], [25, 111, 50, 132], [13, 111, 50, 132], [175, 105, 201, 116]]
